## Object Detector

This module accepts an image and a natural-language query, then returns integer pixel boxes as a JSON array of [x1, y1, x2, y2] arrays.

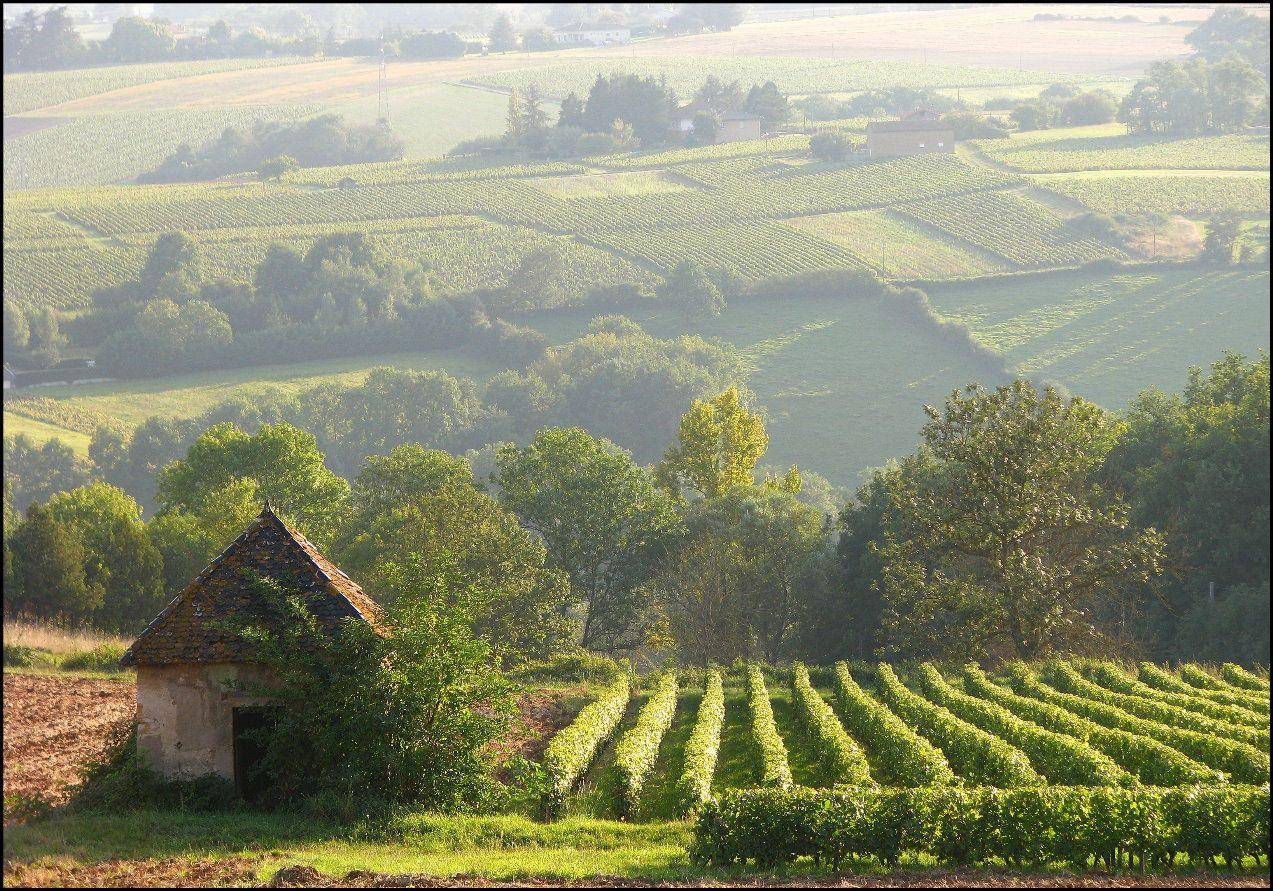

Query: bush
[[744, 665, 792, 788], [72, 729, 240, 813], [60, 644, 127, 672], [790, 663, 871, 785], [875, 663, 1042, 788], [541, 674, 631, 818], [677, 668, 724, 815], [809, 130, 857, 161], [509, 650, 625, 685], [692, 785, 1271, 869], [612, 671, 679, 817], [831, 662, 954, 787], [2, 644, 56, 668]]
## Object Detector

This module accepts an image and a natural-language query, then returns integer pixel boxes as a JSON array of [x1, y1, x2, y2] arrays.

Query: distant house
[[674, 101, 764, 144], [865, 108, 955, 159], [121, 504, 382, 793], [552, 25, 631, 46], [336, 176, 358, 189]]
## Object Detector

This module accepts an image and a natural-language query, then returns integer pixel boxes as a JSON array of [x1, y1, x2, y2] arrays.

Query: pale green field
[[975, 124, 1272, 173], [927, 267, 1272, 406], [1, 414, 93, 454], [1037, 171, 1271, 216], [529, 170, 698, 199], [783, 209, 1009, 279]]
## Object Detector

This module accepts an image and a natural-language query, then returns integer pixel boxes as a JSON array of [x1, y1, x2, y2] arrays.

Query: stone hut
[[120, 504, 381, 796], [865, 108, 955, 159]]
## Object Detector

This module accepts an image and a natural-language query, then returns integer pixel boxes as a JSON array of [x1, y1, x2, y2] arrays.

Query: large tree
[[876, 381, 1164, 661], [6, 502, 100, 622], [657, 387, 768, 498], [496, 428, 685, 652], [157, 422, 349, 546]]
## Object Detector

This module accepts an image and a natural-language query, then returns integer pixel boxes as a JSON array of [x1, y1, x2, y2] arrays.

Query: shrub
[[677, 668, 725, 815], [541, 674, 631, 818], [744, 665, 792, 788], [60, 644, 127, 672], [509, 650, 625, 685], [1223, 663, 1271, 692], [874, 663, 1042, 788], [72, 728, 240, 813], [831, 662, 954, 787], [1009, 663, 1269, 783], [612, 672, 679, 817], [915, 663, 1130, 787], [790, 663, 871, 786], [962, 664, 1220, 786], [2, 644, 56, 668], [809, 130, 858, 161], [692, 785, 1271, 869]]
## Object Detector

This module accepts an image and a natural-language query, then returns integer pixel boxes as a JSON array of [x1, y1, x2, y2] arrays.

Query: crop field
[[1037, 171, 1271, 217], [537, 659, 1269, 873], [974, 124, 1272, 173], [781, 209, 1009, 279], [528, 170, 700, 199], [926, 266, 1272, 407], [895, 190, 1126, 268], [463, 56, 1114, 101]]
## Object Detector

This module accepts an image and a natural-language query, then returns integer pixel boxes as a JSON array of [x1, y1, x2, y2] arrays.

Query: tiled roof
[[120, 504, 382, 667], [866, 119, 954, 133]]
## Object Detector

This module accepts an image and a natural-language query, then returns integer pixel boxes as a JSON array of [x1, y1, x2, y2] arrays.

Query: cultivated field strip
[[1137, 663, 1269, 716], [536, 661, 1270, 822], [1084, 662, 1270, 728]]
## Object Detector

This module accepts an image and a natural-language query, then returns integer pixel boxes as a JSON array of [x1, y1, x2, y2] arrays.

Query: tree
[[157, 422, 350, 547], [744, 81, 789, 127], [7, 502, 100, 623], [1011, 101, 1062, 131], [489, 14, 517, 52], [399, 30, 466, 59], [657, 387, 768, 498], [521, 27, 555, 52], [102, 15, 176, 63], [4, 301, 30, 355], [581, 73, 676, 148], [1203, 217, 1241, 262], [47, 482, 164, 632], [3, 434, 93, 513], [337, 449, 573, 664], [876, 381, 1164, 661], [232, 573, 514, 813], [496, 428, 685, 652], [809, 130, 856, 161], [148, 477, 261, 594], [99, 299, 232, 377], [27, 5, 84, 70], [139, 231, 201, 298], [258, 154, 298, 181], [1186, 6, 1270, 77], [558, 92, 585, 128], [1062, 90, 1118, 125], [690, 110, 720, 146], [505, 88, 526, 141], [26, 305, 64, 362], [659, 260, 724, 318], [496, 245, 568, 312], [522, 83, 549, 135]]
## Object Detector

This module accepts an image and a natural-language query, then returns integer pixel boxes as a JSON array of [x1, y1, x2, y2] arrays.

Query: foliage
[[1224, 663, 1271, 692], [1137, 662, 1268, 714], [876, 381, 1164, 661], [677, 669, 725, 815], [613, 672, 679, 817], [1084, 662, 1267, 729], [743, 665, 792, 789], [5, 501, 100, 623], [1119, 57, 1267, 135], [692, 785, 1271, 869], [962, 664, 1221, 786], [875, 663, 1042, 787], [915, 663, 1130, 786], [232, 574, 515, 815], [1186, 6, 1270, 77], [542, 675, 631, 818], [657, 387, 768, 499], [495, 428, 684, 653], [790, 663, 871, 785], [831, 662, 954, 787]]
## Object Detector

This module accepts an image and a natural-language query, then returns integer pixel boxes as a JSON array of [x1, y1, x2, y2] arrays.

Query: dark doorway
[[232, 706, 276, 802]]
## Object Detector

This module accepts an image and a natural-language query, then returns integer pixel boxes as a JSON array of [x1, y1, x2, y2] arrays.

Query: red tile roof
[[121, 504, 382, 667]]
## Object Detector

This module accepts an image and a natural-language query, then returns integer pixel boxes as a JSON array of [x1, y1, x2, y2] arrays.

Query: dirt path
[[2, 672, 135, 810]]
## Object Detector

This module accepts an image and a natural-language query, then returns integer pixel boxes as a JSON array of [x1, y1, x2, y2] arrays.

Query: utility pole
[[1208, 581, 1216, 605], [880, 238, 886, 275], [377, 31, 388, 125]]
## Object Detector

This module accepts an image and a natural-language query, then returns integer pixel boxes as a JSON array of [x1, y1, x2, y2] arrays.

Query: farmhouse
[[865, 108, 955, 159], [674, 102, 765, 144], [120, 503, 381, 795], [552, 25, 631, 46]]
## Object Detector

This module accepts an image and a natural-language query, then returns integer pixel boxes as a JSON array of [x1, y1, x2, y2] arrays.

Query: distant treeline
[[138, 114, 405, 184]]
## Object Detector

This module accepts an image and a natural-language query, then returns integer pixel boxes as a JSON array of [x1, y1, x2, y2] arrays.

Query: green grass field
[[927, 266, 1272, 406]]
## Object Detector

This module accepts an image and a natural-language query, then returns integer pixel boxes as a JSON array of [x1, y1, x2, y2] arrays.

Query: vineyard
[[974, 124, 1271, 173], [1037, 172, 1272, 217], [537, 660, 1270, 870]]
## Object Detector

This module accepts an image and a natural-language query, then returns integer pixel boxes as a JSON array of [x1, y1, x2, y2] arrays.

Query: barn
[[120, 503, 381, 796], [865, 109, 955, 159]]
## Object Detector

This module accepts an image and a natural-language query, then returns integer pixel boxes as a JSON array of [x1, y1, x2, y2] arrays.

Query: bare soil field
[[2, 116, 64, 140], [2, 672, 134, 810]]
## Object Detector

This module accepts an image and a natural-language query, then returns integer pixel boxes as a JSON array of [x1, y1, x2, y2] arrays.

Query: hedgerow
[[1009, 664, 1270, 784], [832, 662, 954, 787], [1223, 663, 1272, 693], [963, 665, 1221, 787], [691, 784, 1271, 870], [915, 664, 1130, 787], [875, 664, 1042, 788], [1044, 662, 1269, 752], [744, 665, 793, 789], [790, 663, 871, 786], [541, 674, 631, 818], [1086, 662, 1269, 730], [612, 671, 679, 818], [677, 668, 725, 815], [1139, 662, 1269, 716]]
